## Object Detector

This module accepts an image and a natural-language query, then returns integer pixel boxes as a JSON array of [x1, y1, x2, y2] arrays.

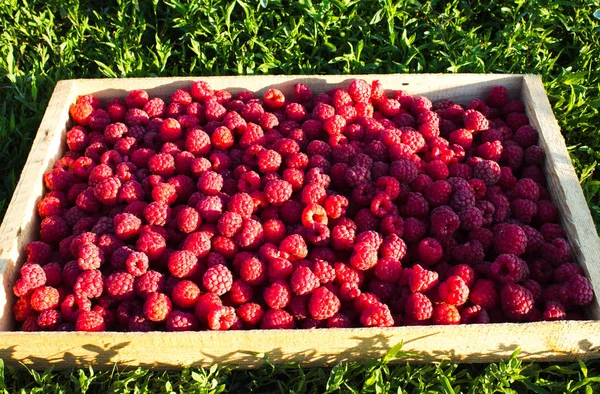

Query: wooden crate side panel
[[73, 74, 523, 106], [522, 75, 600, 319], [0, 81, 79, 330], [0, 321, 599, 369]]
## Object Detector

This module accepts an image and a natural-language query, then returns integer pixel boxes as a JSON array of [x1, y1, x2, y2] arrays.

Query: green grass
[[1, 0, 600, 392]]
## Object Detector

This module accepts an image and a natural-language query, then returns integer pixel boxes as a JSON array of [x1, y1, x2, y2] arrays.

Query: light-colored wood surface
[[0, 74, 599, 369], [0, 80, 78, 331], [522, 75, 600, 319], [0, 321, 599, 369]]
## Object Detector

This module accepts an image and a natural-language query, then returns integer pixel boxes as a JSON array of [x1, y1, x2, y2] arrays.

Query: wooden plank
[[73, 74, 524, 106], [522, 75, 600, 319], [0, 320, 598, 370], [0, 80, 79, 331], [0, 74, 599, 368]]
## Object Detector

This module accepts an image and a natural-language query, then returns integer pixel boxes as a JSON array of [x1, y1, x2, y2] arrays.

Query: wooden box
[[1, 74, 599, 369]]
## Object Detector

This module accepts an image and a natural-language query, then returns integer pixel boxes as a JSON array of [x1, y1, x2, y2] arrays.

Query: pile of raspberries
[[12, 79, 594, 332]]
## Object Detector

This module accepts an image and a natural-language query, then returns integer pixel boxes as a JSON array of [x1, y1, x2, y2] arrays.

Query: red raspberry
[[125, 108, 149, 127], [167, 250, 198, 279], [417, 238, 443, 265], [308, 286, 340, 320], [486, 85, 509, 107], [424, 180, 452, 206], [29, 286, 59, 312], [144, 293, 172, 322], [134, 270, 165, 299], [263, 179, 293, 207], [203, 264, 233, 296], [263, 280, 292, 309], [513, 125, 538, 148], [105, 272, 135, 300], [348, 79, 372, 103], [196, 195, 224, 222], [75, 310, 106, 332], [181, 231, 211, 259], [430, 206, 460, 237], [125, 252, 150, 276], [74, 269, 103, 299], [190, 81, 213, 102], [360, 303, 394, 327], [237, 303, 264, 327], [36, 309, 62, 330], [408, 264, 439, 293], [239, 256, 266, 285], [279, 234, 308, 260], [470, 279, 499, 309], [70, 101, 94, 126], [554, 263, 583, 283], [39, 216, 69, 244], [494, 223, 527, 255], [77, 243, 103, 271], [13, 263, 46, 297], [170, 280, 201, 309], [198, 171, 223, 196], [25, 241, 53, 265], [473, 160, 501, 186], [206, 306, 237, 331], [458, 206, 484, 231], [501, 283, 534, 320], [166, 310, 199, 332], [405, 293, 433, 321], [148, 153, 175, 177], [290, 266, 320, 295], [566, 274, 594, 305], [543, 301, 566, 321], [261, 309, 295, 329], [438, 276, 469, 306], [111, 212, 141, 240], [511, 199, 538, 223], [432, 303, 460, 325], [349, 242, 378, 271], [491, 254, 525, 284], [463, 109, 489, 131]]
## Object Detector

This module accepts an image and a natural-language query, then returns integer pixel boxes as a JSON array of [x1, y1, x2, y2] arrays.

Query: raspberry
[[486, 86, 509, 108], [112, 212, 141, 240], [494, 223, 527, 256], [566, 274, 594, 305], [261, 309, 295, 329], [263, 179, 293, 207], [463, 109, 489, 131], [469, 279, 499, 309], [236, 303, 264, 327], [360, 303, 394, 327], [290, 266, 320, 295], [279, 234, 308, 260], [308, 286, 340, 320], [405, 293, 433, 321], [121, 249, 147, 276], [458, 206, 484, 231], [554, 263, 583, 283], [501, 284, 534, 320], [473, 160, 500, 186], [348, 79, 372, 103], [29, 286, 59, 312], [76, 243, 103, 271], [203, 264, 233, 296], [263, 280, 292, 309], [349, 242, 378, 271], [438, 276, 469, 306], [144, 293, 172, 322], [543, 301, 566, 321], [136, 231, 166, 261], [166, 310, 199, 332], [135, 270, 165, 299], [542, 238, 572, 266], [105, 272, 135, 300], [75, 311, 106, 332], [409, 264, 439, 293], [168, 280, 200, 309], [39, 216, 69, 244], [182, 231, 211, 258], [430, 206, 459, 237], [490, 253, 523, 284], [167, 250, 199, 279], [238, 256, 266, 285], [25, 241, 53, 265], [13, 263, 46, 297], [432, 303, 461, 325], [74, 270, 103, 299]]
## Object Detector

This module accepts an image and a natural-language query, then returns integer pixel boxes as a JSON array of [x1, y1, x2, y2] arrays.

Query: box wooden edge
[[522, 74, 600, 319]]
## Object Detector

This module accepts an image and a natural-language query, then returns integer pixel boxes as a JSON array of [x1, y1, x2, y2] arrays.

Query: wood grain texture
[[522, 75, 600, 319], [0, 74, 599, 368], [0, 321, 599, 370], [0, 80, 78, 331]]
